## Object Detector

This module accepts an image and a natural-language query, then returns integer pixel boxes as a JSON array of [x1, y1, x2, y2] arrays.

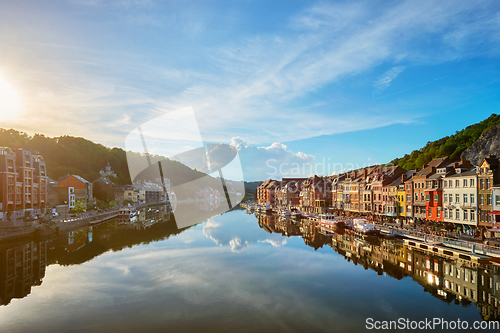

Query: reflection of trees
[[48, 216, 188, 266]]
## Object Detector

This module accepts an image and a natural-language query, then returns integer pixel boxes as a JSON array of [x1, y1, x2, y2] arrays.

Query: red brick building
[[0, 148, 48, 226], [57, 175, 93, 208]]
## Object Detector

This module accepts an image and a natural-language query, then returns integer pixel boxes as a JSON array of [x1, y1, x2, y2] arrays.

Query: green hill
[[0, 128, 210, 187], [388, 113, 500, 170]]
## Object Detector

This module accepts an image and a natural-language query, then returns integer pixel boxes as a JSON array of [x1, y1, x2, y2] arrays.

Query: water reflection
[[0, 207, 499, 331], [0, 240, 47, 306], [252, 212, 500, 321]]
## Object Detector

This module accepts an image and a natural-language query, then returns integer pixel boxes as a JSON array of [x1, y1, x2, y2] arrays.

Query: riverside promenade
[[378, 225, 500, 258], [0, 210, 119, 242]]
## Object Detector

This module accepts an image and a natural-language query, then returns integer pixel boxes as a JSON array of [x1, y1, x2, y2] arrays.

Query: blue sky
[[0, 0, 500, 180]]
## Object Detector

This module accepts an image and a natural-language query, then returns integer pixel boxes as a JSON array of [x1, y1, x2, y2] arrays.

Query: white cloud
[[374, 66, 405, 92], [230, 137, 315, 181]]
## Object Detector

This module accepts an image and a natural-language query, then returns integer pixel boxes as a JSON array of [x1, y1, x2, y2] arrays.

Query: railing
[[377, 225, 500, 257]]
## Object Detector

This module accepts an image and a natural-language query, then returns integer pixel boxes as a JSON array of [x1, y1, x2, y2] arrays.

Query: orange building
[[57, 175, 93, 208]]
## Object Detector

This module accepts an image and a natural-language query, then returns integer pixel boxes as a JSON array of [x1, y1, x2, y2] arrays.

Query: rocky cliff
[[460, 123, 500, 166]]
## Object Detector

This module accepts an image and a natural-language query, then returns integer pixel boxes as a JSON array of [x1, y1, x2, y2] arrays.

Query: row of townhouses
[[257, 155, 500, 238]]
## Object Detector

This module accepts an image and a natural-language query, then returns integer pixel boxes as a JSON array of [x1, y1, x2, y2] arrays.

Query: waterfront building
[[443, 168, 478, 234], [359, 166, 379, 215], [329, 174, 345, 212], [0, 148, 48, 226], [371, 165, 407, 221], [92, 176, 116, 202], [47, 178, 58, 208], [477, 156, 500, 237], [388, 173, 413, 222], [275, 178, 307, 209], [57, 175, 93, 208], [424, 162, 460, 224], [257, 179, 281, 207], [491, 185, 500, 224], [300, 176, 331, 213], [411, 157, 450, 225], [404, 177, 414, 223], [345, 170, 362, 214], [361, 180, 373, 215], [333, 174, 346, 212]]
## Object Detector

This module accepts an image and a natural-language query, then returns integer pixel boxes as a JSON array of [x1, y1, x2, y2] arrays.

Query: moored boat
[[316, 214, 345, 227], [352, 218, 379, 236]]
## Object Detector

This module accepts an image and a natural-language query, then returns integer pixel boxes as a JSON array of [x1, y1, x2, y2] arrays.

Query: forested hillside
[[389, 114, 500, 170], [0, 129, 208, 185]]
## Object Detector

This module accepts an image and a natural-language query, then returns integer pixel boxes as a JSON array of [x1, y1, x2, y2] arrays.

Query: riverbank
[[0, 211, 118, 242]]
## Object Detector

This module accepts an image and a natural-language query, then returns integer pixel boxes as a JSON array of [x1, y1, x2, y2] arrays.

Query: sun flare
[[0, 76, 22, 121]]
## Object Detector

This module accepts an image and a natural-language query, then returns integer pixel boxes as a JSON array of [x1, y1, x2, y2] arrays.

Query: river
[[0, 207, 498, 332]]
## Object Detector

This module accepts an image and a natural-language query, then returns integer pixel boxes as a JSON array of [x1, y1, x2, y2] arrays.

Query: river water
[[0, 207, 499, 332]]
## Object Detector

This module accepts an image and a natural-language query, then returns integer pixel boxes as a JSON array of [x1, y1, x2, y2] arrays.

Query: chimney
[[363, 168, 368, 178], [401, 174, 407, 182], [487, 154, 496, 158]]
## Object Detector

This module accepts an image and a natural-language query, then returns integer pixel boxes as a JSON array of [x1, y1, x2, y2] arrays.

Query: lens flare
[[0, 76, 22, 121]]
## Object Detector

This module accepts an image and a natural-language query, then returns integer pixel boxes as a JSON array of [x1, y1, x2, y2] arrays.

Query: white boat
[[352, 218, 379, 236], [291, 210, 302, 219], [278, 209, 291, 216], [316, 214, 345, 227], [257, 205, 272, 213], [118, 207, 137, 218]]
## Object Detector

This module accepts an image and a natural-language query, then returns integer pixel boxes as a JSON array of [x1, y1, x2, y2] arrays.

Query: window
[[428, 209, 432, 217], [426, 194, 430, 202], [456, 209, 460, 219], [415, 193, 418, 201], [456, 194, 460, 203], [406, 194, 411, 202], [463, 179, 468, 187], [463, 194, 467, 204], [448, 180, 452, 188], [496, 195, 500, 205], [449, 194, 453, 202], [464, 210, 468, 220], [480, 179, 484, 189], [444, 181, 447, 188], [479, 194, 484, 205], [471, 194, 475, 204], [456, 180, 460, 187], [487, 194, 492, 205], [486, 179, 490, 189], [421, 193, 424, 201], [470, 211, 475, 221], [444, 209, 448, 218], [444, 195, 447, 203], [434, 194, 439, 202], [470, 179, 474, 187]]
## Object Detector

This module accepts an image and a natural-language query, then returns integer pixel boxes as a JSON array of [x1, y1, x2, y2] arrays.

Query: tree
[[72, 200, 86, 213]]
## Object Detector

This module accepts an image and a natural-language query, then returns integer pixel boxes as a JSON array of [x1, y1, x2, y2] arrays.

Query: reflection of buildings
[[256, 217, 500, 320], [0, 241, 47, 305]]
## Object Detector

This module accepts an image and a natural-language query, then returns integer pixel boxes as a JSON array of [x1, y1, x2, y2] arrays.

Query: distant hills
[[0, 128, 257, 201], [0, 129, 213, 186], [388, 114, 500, 170]]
